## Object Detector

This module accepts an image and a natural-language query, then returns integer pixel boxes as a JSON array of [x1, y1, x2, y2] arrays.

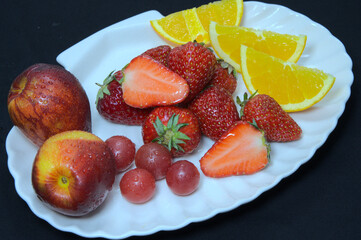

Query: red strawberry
[[142, 106, 201, 157], [141, 45, 171, 66], [200, 121, 270, 177], [121, 55, 189, 108], [188, 85, 240, 141], [168, 41, 217, 104], [96, 70, 152, 125], [208, 59, 237, 94], [237, 92, 302, 142]]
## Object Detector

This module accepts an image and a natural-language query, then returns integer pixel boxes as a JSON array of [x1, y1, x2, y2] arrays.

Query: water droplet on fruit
[[133, 175, 139, 182]]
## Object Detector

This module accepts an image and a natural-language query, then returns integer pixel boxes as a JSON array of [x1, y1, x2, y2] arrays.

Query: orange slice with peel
[[209, 22, 307, 72], [240, 45, 335, 112], [150, 0, 243, 45]]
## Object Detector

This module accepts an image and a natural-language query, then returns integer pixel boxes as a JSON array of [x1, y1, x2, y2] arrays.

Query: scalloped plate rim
[[6, 2, 353, 239]]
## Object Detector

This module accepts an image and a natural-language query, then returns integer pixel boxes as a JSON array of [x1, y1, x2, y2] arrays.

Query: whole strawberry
[[189, 85, 240, 141], [168, 41, 217, 104], [208, 59, 237, 94], [141, 45, 171, 66], [238, 92, 302, 142], [96, 70, 152, 125], [142, 106, 201, 157]]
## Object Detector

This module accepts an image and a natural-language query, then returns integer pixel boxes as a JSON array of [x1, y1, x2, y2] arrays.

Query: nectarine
[[32, 130, 116, 216], [8, 63, 91, 146]]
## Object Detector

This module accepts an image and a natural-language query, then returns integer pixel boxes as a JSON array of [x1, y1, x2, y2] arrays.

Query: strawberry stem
[[217, 59, 237, 77], [95, 70, 120, 105], [152, 114, 190, 152], [237, 91, 258, 118]]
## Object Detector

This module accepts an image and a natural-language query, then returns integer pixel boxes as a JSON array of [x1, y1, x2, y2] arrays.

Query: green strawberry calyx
[[217, 59, 237, 77], [236, 90, 258, 118], [95, 70, 122, 105], [152, 114, 190, 152]]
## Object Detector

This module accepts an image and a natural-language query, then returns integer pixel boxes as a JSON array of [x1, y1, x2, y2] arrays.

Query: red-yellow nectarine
[[8, 63, 91, 146], [32, 130, 116, 216]]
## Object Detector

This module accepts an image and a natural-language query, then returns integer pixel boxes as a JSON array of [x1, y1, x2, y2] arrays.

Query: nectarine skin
[[32, 131, 116, 216], [8, 63, 91, 146]]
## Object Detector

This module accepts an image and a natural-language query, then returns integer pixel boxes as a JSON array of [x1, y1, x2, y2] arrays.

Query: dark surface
[[1, 0, 360, 239]]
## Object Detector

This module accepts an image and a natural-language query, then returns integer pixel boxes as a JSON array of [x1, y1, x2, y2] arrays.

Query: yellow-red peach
[[32, 130, 116, 216]]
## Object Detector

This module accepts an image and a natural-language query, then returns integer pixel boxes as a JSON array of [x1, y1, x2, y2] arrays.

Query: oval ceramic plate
[[6, 1, 353, 239]]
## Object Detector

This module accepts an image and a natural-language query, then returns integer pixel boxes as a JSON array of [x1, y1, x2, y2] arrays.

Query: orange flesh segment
[[240, 45, 335, 112], [150, 0, 243, 45], [209, 22, 307, 73]]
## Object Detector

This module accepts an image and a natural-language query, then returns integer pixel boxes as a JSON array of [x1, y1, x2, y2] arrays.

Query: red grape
[[135, 142, 172, 180], [105, 135, 135, 173], [166, 160, 200, 196], [119, 168, 156, 204]]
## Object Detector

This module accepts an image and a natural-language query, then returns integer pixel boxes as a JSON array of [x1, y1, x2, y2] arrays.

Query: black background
[[1, 0, 360, 239]]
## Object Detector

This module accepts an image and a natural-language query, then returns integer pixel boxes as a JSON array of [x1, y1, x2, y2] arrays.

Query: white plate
[[6, 1, 353, 239]]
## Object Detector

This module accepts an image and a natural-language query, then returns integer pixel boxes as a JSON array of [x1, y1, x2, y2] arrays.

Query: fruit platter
[[6, 0, 353, 239]]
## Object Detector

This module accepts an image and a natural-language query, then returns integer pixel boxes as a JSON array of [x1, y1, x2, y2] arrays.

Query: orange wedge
[[240, 45, 335, 112], [209, 22, 307, 72], [150, 0, 243, 45]]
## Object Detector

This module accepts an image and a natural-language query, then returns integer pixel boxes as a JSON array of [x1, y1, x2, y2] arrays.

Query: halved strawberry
[[95, 70, 152, 125], [121, 55, 189, 108], [200, 121, 270, 177]]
